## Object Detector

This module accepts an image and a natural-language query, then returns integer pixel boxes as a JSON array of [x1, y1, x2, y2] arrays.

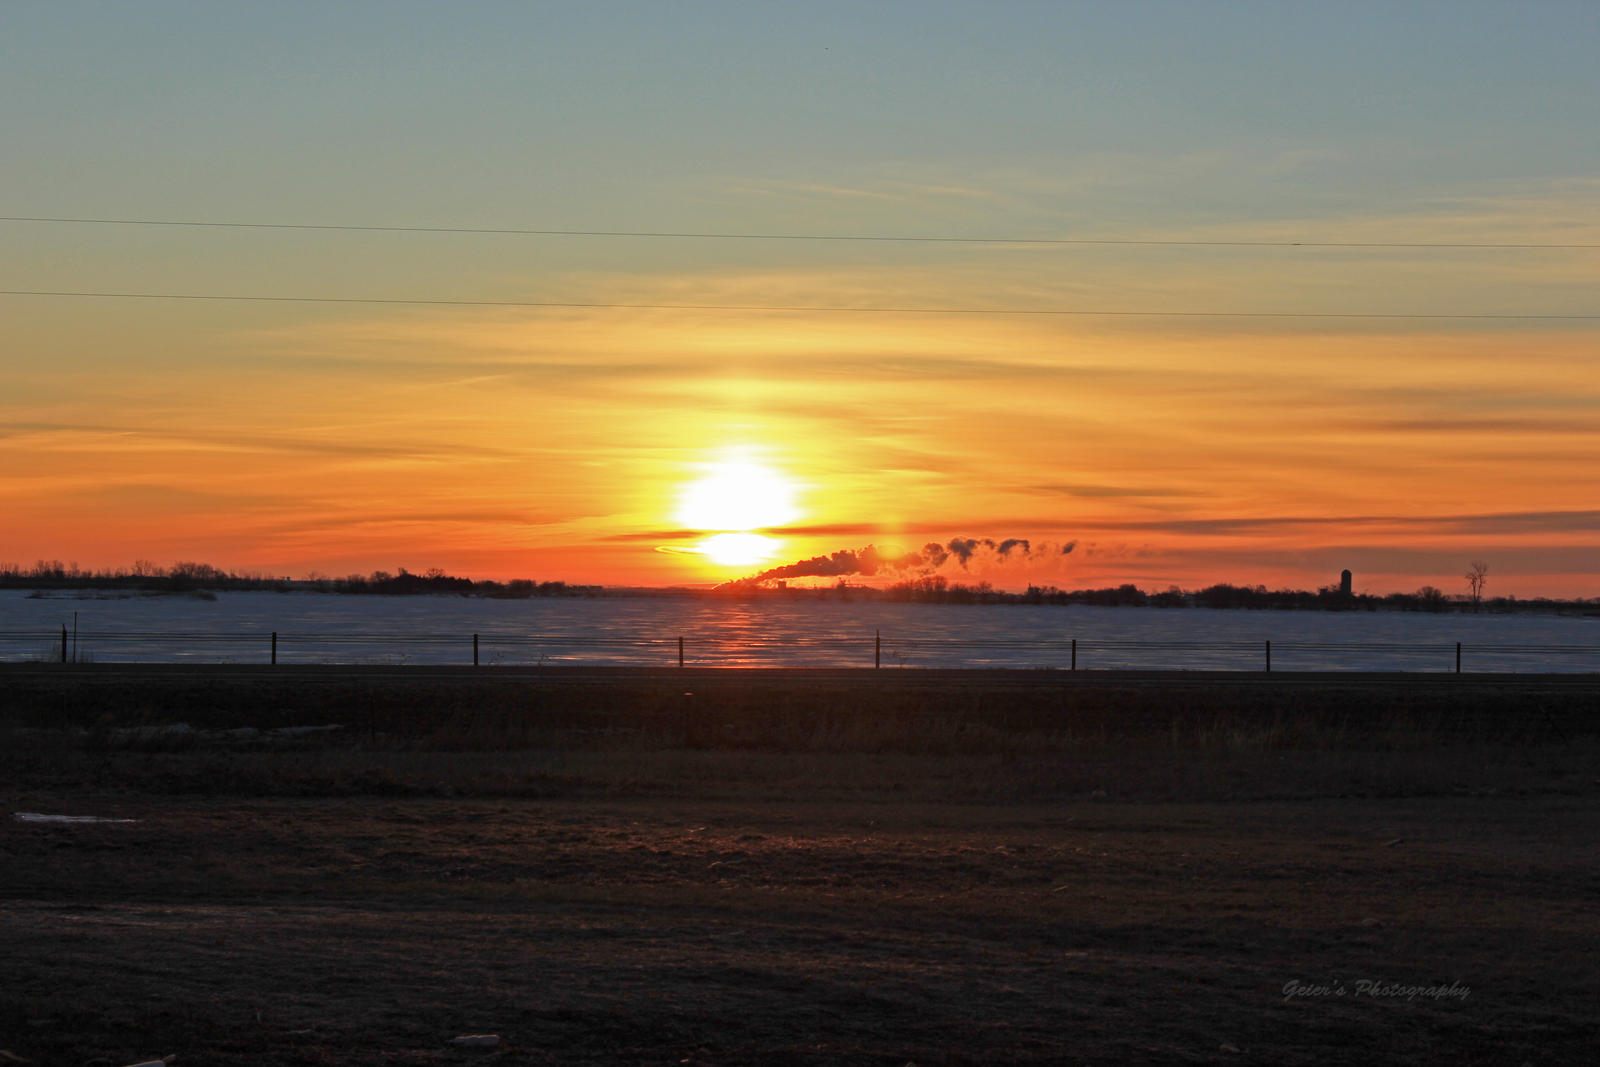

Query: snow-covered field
[[2, 589, 1597, 671]]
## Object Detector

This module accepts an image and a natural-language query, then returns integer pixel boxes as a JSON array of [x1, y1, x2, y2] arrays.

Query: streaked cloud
[[1031, 483, 1202, 500]]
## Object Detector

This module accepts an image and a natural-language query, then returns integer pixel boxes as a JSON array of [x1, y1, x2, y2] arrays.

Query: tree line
[[729, 575, 1596, 613], [0, 561, 592, 598], [3, 559, 1592, 613]]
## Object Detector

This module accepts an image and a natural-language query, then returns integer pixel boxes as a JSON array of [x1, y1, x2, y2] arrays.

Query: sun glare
[[676, 458, 799, 532]]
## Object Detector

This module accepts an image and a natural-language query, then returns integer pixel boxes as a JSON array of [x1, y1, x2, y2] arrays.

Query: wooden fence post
[[473, 633, 479, 667], [60, 625, 68, 664], [1456, 641, 1461, 674], [678, 635, 684, 668], [1071, 638, 1076, 672], [1265, 640, 1272, 673], [271, 631, 277, 665], [875, 630, 881, 668]]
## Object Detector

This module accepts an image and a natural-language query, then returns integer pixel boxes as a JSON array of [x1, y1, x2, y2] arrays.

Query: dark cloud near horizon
[[621, 508, 1600, 553], [945, 537, 990, 566]]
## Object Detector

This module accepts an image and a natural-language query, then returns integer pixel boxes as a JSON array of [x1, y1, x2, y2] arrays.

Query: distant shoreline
[[6, 579, 1597, 615]]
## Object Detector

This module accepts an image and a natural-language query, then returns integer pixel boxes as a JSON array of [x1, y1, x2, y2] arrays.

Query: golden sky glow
[[2, 5, 1598, 596]]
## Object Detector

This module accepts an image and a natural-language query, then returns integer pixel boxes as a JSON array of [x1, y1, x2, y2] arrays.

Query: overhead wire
[[3, 215, 1598, 249], [2, 289, 1597, 319], [5, 214, 1594, 318]]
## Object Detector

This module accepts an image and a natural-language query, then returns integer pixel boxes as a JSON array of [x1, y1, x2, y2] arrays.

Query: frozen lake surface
[[2, 590, 1597, 672]]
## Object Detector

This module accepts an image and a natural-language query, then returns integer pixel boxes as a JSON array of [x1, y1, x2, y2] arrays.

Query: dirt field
[[2, 668, 1597, 1064]]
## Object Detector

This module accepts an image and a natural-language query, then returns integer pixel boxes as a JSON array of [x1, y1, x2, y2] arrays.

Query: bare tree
[[1465, 560, 1489, 609]]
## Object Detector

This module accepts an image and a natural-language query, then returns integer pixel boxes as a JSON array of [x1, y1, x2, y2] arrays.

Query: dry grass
[[2, 792, 1596, 1065], [7, 732, 1596, 807], [2, 669, 1596, 1063], [4, 675, 1593, 804]]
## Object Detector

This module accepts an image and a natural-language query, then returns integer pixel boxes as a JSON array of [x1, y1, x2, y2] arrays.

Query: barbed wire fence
[[1, 627, 1596, 673]]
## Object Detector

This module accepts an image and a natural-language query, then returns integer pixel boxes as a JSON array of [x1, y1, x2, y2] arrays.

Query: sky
[[3, 1, 1598, 597]]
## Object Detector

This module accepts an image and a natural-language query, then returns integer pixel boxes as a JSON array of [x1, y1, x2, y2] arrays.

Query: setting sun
[[671, 454, 802, 571], [696, 532, 781, 567]]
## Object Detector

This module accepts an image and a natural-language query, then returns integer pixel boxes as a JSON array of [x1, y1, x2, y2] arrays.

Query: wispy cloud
[[612, 509, 1600, 543], [0, 420, 526, 460], [1075, 510, 1600, 537], [1031, 483, 1201, 500], [1352, 416, 1600, 434]]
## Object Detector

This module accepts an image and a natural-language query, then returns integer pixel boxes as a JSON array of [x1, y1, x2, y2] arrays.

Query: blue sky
[[8, 1, 1597, 228]]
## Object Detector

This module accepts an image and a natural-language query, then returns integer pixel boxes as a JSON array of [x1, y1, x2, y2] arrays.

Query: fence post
[[875, 630, 881, 669], [1071, 638, 1076, 672], [61, 625, 68, 664], [1456, 641, 1461, 674], [271, 631, 277, 665], [473, 633, 479, 667], [1265, 640, 1271, 673], [678, 635, 684, 668]]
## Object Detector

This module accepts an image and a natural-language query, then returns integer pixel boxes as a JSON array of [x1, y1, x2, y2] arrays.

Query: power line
[[4, 289, 1597, 319], [3, 215, 1596, 250]]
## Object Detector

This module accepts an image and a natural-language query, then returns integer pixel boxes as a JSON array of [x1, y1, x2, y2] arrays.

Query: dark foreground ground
[[2, 667, 1597, 1065]]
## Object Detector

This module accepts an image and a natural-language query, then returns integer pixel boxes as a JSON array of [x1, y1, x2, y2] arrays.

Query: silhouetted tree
[[1465, 560, 1489, 610]]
